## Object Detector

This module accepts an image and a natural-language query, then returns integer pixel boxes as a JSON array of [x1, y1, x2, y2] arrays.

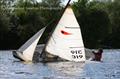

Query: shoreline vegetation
[[0, 0, 120, 50]]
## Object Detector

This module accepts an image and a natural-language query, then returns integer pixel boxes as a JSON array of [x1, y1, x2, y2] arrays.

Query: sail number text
[[71, 50, 83, 59]]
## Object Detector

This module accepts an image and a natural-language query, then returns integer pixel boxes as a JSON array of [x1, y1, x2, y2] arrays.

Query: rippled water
[[0, 50, 120, 79]]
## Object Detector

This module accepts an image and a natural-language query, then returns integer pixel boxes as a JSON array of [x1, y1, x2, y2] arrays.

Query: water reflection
[[0, 50, 120, 79]]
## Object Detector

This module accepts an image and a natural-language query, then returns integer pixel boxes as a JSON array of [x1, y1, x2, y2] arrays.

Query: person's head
[[98, 48, 103, 53]]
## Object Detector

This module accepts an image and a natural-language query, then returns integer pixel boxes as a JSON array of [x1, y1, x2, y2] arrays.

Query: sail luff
[[18, 27, 45, 52], [40, 0, 72, 58]]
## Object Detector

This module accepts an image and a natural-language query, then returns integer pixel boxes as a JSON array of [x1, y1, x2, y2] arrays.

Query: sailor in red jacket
[[92, 48, 103, 61]]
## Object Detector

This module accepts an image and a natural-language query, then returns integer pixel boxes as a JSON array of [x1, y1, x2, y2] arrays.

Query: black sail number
[[71, 50, 83, 59]]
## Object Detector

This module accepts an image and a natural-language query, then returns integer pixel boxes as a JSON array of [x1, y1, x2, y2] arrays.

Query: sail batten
[[45, 6, 86, 62]]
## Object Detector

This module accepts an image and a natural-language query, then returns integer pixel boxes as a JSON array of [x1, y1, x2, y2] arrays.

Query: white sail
[[13, 27, 46, 61], [45, 6, 86, 62]]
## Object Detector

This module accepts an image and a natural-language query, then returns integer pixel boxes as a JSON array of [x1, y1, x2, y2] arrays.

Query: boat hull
[[12, 51, 24, 61], [35, 45, 95, 62]]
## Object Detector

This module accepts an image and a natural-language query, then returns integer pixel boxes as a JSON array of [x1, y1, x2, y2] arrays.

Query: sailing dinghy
[[12, 27, 46, 62], [43, 6, 86, 62]]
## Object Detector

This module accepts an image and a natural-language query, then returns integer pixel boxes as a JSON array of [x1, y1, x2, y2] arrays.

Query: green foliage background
[[0, 0, 120, 49]]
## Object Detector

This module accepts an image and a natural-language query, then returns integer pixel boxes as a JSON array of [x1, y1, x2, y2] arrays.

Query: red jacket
[[93, 51, 102, 61]]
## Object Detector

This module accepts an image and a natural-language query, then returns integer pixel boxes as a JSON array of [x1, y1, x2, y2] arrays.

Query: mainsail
[[13, 27, 46, 61], [45, 6, 86, 62]]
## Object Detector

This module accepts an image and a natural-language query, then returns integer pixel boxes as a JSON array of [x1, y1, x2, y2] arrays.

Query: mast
[[40, 0, 72, 62], [44, 0, 86, 62]]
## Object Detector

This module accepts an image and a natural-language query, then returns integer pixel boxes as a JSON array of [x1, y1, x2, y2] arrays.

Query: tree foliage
[[0, 0, 120, 49], [73, 0, 110, 48], [103, 0, 120, 48]]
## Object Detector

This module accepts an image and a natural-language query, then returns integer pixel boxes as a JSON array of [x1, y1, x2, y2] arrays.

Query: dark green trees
[[73, 0, 110, 48], [0, 0, 120, 49]]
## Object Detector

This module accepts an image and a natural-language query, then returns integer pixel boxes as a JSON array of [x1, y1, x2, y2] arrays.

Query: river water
[[0, 50, 120, 79]]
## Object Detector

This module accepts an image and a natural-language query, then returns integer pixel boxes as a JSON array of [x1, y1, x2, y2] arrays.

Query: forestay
[[45, 6, 86, 62]]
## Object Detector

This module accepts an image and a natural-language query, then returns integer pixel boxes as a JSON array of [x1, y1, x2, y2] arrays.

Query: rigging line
[[43, 0, 72, 48], [49, 0, 72, 34], [47, 0, 72, 42], [51, 35, 56, 44], [40, 0, 72, 59], [44, 19, 56, 28]]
